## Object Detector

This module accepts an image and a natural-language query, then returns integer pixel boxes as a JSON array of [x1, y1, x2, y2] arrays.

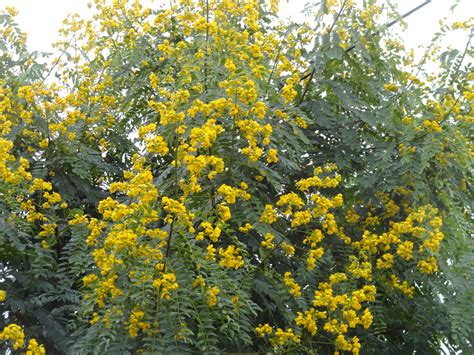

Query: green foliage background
[[0, 0, 472, 353]]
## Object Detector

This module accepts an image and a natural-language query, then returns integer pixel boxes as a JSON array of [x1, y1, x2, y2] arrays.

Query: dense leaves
[[0, 1, 472, 354]]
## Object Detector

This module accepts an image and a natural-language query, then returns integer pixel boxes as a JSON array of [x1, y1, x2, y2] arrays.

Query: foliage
[[0, 1, 472, 354]]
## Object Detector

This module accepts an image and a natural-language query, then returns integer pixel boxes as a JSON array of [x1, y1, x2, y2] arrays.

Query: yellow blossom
[[283, 272, 302, 297], [207, 286, 220, 307], [259, 204, 277, 224]]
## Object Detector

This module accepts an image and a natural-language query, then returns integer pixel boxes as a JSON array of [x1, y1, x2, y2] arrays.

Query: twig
[[344, 0, 432, 53]]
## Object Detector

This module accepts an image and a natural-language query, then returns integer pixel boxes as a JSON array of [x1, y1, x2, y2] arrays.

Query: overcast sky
[[2, 0, 471, 58]]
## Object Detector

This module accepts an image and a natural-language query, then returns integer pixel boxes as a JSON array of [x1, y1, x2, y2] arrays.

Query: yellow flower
[[259, 204, 277, 224], [280, 242, 295, 256], [192, 275, 205, 288], [282, 79, 298, 103], [307, 247, 324, 270], [69, 214, 88, 226], [277, 192, 304, 214], [383, 83, 398, 92], [26, 338, 46, 355], [283, 272, 301, 297], [145, 135, 169, 155], [224, 59, 236, 72], [207, 286, 220, 307], [83, 274, 98, 287], [217, 203, 231, 222], [29, 178, 52, 192], [261, 233, 275, 249], [255, 323, 273, 337], [217, 184, 249, 204], [418, 256, 438, 274], [239, 223, 253, 233], [396, 241, 414, 261], [295, 309, 318, 335], [128, 307, 150, 338], [38, 139, 49, 149], [329, 273, 347, 284], [390, 275, 414, 298], [266, 148, 278, 163], [291, 210, 312, 227], [199, 222, 221, 242], [272, 327, 301, 347], [360, 308, 373, 329], [0, 324, 25, 350], [152, 273, 179, 300], [376, 253, 394, 269], [206, 244, 216, 261], [218, 245, 244, 269], [423, 119, 442, 132], [90, 312, 100, 325]]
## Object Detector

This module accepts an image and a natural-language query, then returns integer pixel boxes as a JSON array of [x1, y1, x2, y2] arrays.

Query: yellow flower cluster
[[207, 286, 220, 307], [189, 119, 223, 149], [239, 223, 253, 233], [29, 178, 53, 193], [256, 323, 301, 348], [280, 242, 296, 256], [236, 119, 273, 161], [397, 240, 414, 261], [295, 309, 322, 336], [11, 1, 449, 352], [418, 256, 438, 274], [383, 83, 398, 92], [352, 205, 444, 277], [217, 203, 231, 222], [183, 154, 224, 186], [282, 76, 299, 103], [0, 323, 43, 353], [217, 183, 250, 204], [259, 204, 277, 224], [272, 328, 301, 347], [390, 275, 414, 298], [145, 135, 169, 155], [162, 196, 194, 228], [276, 192, 304, 215], [376, 253, 394, 269], [197, 222, 221, 242], [0, 324, 24, 350], [347, 256, 372, 281], [307, 247, 325, 270], [296, 164, 341, 191], [423, 119, 442, 132], [68, 213, 89, 226], [255, 323, 273, 337], [27, 338, 46, 355], [283, 272, 302, 297], [291, 209, 312, 227], [153, 273, 179, 300], [345, 208, 360, 224], [218, 245, 244, 269], [206, 244, 217, 261], [128, 307, 150, 337], [261, 233, 275, 249]]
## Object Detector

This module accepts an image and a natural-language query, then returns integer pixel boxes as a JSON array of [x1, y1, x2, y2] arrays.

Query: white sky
[[1, 0, 471, 57]]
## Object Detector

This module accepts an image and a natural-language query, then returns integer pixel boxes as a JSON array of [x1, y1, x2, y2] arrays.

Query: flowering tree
[[0, 0, 472, 354]]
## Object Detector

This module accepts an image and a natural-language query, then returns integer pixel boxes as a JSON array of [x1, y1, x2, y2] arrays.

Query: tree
[[0, 0, 472, 353]]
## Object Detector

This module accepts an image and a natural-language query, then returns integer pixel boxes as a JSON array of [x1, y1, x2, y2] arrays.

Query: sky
[[1, 0, 471, 57]]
